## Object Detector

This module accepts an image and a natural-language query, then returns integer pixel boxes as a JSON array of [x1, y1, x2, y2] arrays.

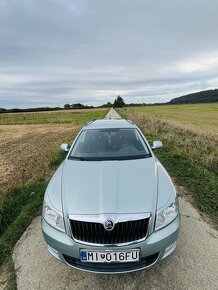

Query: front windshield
[[69, 128, 151, 161]]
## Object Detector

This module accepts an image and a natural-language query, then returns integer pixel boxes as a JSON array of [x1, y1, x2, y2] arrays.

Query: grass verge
[[119, 108, 218, 227], [0, 258, 17, 290], [0, 151, 67, 289], [0, 180, 47, 264]]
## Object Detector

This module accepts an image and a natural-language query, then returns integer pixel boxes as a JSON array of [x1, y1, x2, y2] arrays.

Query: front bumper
[[42, 214, 181, 274]]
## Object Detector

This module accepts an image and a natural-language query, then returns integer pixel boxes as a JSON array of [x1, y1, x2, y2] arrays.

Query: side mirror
[[151, 140, 163, 150], [60, 143, 69, 152]]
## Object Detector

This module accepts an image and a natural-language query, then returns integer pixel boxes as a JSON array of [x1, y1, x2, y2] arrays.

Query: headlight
[[155, 194, 179, 231], [43, 200, 65, 232]]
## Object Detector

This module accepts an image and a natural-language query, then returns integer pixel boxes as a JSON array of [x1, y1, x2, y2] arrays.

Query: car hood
[[61, 158, 157, 215]]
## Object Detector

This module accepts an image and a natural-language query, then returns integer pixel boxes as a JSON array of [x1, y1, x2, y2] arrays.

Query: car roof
[[84, 119, 137, 130]]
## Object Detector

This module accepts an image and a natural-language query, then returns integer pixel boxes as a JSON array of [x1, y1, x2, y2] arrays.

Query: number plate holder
[[80, 249, 140, 263]]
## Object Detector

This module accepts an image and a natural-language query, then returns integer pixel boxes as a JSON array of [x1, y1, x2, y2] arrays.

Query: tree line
[[1, 89, 217, 113]]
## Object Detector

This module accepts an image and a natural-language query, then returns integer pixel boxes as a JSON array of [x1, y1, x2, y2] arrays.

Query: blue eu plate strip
[[81, 251, 87, 261]]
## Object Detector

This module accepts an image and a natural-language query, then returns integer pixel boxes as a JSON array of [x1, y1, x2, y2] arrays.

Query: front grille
[[70, 218, 149, 244], [63, 252, 159, 273]]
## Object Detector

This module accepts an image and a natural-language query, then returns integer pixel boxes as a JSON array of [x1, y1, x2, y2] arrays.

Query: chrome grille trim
[[68, 213, 150, 246]]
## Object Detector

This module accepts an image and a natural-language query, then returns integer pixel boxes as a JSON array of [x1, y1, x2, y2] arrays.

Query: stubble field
[[0, 108, 107, 288], [0, 123, 80, 195], [0, 108, 107, 195]]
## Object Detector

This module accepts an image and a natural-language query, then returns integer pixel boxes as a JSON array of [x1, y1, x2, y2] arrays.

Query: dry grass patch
[[121, 108, 218, 170], [0, 123, 80, 196]]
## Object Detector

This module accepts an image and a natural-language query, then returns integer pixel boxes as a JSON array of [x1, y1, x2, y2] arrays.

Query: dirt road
[[105, 108, 121, 119], [12, 109, 218, 289]]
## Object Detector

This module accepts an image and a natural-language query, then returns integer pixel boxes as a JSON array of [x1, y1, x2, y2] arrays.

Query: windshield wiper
[[144, 153, 152, 158], [69, 153, 151, 161], [68, 156, 87, 161]]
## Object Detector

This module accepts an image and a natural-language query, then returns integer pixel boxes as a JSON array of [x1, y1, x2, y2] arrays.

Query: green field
[[124, 103, 218, 137], [0, 108, 107, 125], [119, 103, 218, 227]]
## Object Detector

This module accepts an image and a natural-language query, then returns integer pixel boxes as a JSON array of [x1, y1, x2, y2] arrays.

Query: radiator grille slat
[[70, 218, 149, 244]]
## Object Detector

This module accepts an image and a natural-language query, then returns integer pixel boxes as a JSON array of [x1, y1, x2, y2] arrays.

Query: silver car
[[42, 119, 180, 273]]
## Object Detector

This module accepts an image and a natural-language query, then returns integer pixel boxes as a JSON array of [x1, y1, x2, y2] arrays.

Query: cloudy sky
[[0, 0, 218, 108]]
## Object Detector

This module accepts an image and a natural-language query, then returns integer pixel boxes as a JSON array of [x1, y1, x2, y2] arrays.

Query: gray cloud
[[0, 0, 218, 108]]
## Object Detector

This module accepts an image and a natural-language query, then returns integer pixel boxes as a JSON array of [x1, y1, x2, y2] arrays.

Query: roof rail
[[85, 119, 96, 126], [125, 118, 135, 125]]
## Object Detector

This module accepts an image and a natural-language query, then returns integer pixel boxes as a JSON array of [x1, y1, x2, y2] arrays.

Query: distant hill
[[168, 89, 218, 104]]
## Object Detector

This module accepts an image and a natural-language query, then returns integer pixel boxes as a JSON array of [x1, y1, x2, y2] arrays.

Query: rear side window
[[69, 128, 151, 161]]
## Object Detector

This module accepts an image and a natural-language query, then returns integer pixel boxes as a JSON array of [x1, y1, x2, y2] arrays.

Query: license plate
[[80, 249, 140, 263]]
